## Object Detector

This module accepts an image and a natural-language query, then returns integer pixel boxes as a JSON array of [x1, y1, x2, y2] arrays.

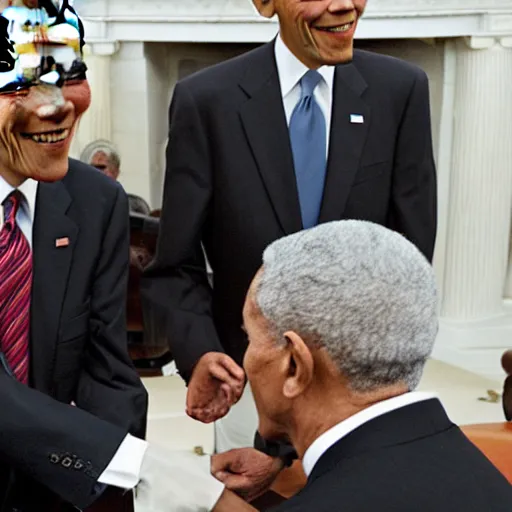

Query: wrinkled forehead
[[0, 0, 85, 93]]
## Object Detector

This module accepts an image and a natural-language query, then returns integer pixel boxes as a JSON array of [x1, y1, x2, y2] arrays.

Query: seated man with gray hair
[[213, 220, 512, 510]]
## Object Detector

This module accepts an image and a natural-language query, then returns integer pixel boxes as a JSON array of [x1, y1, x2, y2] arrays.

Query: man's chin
[[28, 161, 69, 183]]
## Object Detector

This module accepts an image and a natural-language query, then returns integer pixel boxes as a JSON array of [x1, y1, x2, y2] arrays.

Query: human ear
[[282, 331, 314, 399], [252, 0, 276, 19]]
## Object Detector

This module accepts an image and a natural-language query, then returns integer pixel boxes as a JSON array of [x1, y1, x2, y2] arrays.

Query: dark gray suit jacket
[[271, 399, 512, 511], [144, 41, 437, 381], [143, 41, 437, 461]]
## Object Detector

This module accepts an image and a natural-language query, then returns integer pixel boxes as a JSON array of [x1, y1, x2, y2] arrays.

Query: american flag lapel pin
[[350, 114, 364, 124], [55, 237, 70, 248]]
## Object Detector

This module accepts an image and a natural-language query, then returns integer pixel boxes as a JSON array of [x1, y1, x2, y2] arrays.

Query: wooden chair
[[127, 212, 172, 376], [461, 422, 512, 483]]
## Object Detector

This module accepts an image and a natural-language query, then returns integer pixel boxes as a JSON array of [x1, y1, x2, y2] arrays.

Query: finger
[[211, 451, 237, 474], [187, 408, 222, 423], [210, 363, 244, 392], [223, 382, 243, 405], [217, 355, 245, 381], [221, 382, 234, 406], [214, 473, 251, 492], [187, 403, 230, 423]]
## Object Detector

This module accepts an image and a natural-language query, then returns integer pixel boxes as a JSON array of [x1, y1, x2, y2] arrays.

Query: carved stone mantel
[[74, 0, 512, 43]]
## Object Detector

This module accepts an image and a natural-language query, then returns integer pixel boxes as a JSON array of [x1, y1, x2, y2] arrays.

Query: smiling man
[[144, 0, 437, 497], [0, 1, 148, 510]]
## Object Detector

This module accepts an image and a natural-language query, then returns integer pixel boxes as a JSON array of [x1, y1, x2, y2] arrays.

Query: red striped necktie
[[0, 191, 32, 384]]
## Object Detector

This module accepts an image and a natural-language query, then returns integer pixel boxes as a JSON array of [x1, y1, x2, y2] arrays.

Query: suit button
[[62, 456, 73, 468], [49, 453, 60, 464], [74, 460, 84, 470]]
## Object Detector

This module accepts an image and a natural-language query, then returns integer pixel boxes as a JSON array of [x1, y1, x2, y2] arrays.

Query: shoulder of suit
[[176, 42, 271, 94], [63, 158, 124, 200], [352, 48, 428, 81]]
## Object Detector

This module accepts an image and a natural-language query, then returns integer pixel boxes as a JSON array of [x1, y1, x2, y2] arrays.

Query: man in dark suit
[[143, 0, 436, 474], [214, 221, 512, 510], [0, 2, 148, 510]]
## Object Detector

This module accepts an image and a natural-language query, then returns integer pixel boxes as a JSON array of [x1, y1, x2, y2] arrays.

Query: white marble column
[[442, 37, 512, 320], [70, 42, 119, 160]]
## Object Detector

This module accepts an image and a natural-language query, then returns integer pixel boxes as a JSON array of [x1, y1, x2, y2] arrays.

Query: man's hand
[[211, 448, 284, 502], [186, 352, 245, 423]]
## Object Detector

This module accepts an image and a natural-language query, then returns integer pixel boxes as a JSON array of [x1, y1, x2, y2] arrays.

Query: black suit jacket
[[143, 41, 437, 381], [0, 159, 148, 511], [271, 399, 512, 511]]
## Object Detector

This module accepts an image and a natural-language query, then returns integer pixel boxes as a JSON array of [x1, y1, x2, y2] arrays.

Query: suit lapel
[[30, 180, 77, 393], [238, 42, 302, 235], [318, 62, 370, 223]]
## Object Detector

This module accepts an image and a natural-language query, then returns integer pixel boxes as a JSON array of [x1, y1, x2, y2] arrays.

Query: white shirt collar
[[274, 34, 335, 98], [302, 391, 438, 477], [0, 174, 38, 223]]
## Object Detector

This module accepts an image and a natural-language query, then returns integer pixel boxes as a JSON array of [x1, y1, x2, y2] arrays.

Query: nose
[[328, 0, 355, 13], [34, 85, 73, 123]]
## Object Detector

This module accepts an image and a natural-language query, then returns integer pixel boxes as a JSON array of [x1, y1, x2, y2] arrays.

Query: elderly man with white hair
[[213, 220, 512, 510]]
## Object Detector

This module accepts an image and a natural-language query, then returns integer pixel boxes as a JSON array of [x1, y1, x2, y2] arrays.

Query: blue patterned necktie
[[289, 70, 327, 229]]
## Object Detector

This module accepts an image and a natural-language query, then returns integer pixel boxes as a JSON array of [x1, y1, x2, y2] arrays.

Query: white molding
[[81, 12, 512, 44], [433, 315, 510, 381], [86, 41, 120, 56]]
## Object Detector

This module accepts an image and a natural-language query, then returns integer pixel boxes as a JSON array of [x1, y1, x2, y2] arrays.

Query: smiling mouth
[[20, 128, 71, 144], [315, 20, 356, 33]]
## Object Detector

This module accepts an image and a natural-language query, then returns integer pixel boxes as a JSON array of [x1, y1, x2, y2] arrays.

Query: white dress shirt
[[0, 174, 148, 489], [0, 175, 38, 247], [302, 392, 438, 477], [274, 34, 335, 157]]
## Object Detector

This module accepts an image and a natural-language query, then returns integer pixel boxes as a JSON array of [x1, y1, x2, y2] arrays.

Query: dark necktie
[[289, 70, 327, 229], [0, 191, 31, 384]]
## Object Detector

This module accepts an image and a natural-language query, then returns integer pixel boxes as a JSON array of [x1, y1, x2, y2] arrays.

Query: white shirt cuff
[[97, 434, 148, 489]]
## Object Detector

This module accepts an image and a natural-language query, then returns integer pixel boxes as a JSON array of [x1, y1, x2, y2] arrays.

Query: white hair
[[256, 221, 438, 392], [81, 139, 120, 169]]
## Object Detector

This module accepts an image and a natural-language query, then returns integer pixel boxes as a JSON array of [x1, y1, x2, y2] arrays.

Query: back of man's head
[[257, 220, 438, 391]]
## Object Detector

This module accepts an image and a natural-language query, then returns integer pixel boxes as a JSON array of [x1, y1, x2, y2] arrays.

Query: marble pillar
[[441, 37, 512, 320], [70, 42, 119, 160]]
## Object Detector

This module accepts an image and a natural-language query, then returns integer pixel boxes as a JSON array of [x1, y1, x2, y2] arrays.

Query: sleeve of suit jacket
[[142, 82, 224, 382], [0, 366, 126, 510], [387, 69, 437, 263], [74, 183, 148, 438]]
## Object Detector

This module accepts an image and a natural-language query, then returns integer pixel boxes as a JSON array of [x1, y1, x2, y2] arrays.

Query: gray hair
[[81, 139, 121, 170], [255, 221, 438, 392], [93, 147, 121, 170]]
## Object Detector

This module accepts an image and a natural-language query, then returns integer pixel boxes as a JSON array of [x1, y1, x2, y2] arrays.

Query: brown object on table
[[502, 350, 512, 421], [502, 350, 512, 375], [461, 422, 512, 484]]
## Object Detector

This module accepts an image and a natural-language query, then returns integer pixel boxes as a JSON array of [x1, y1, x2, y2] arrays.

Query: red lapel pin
[[55, 237, 70, 248]]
